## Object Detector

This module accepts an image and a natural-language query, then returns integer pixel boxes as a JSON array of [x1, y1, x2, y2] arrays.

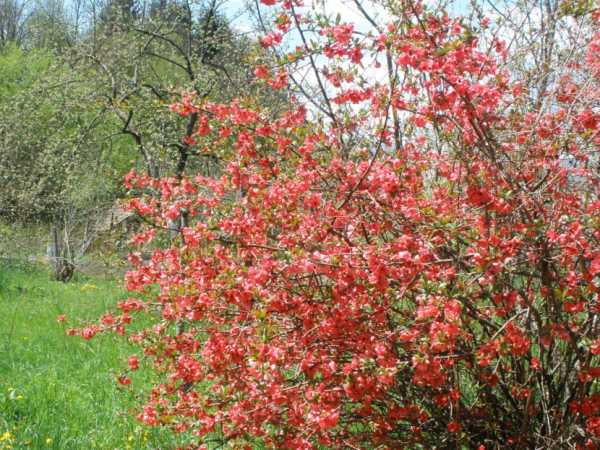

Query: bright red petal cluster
[[75, 2, 600, 448]]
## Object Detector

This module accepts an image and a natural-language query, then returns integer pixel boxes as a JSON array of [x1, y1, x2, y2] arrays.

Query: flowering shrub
[[75, 1, 600, 448]]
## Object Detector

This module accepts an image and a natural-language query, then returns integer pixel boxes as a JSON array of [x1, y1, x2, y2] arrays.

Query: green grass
[[0, 261, 182, 450]]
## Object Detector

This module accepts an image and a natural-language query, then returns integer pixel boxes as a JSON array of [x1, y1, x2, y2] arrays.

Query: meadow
[[0, 261, 180, 450]]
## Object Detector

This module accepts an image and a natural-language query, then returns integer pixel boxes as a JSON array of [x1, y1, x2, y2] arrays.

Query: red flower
[[80, 327, 98, 340], [128, 355, 139, 371], [317, 411, 339, 430], [448, 421, 461, 433], [254, 65, 270, 79], [260, 32, 282, 48]]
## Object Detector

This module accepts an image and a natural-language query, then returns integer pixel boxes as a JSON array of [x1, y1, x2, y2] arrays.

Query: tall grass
[[0, 262, 181, 449]]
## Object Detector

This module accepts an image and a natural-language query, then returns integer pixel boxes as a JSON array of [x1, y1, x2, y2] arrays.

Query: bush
[[78, 1, 600, 448]]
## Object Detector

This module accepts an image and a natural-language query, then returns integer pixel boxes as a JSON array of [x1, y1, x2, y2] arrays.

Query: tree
[[0, 46, 133, 280], [25, 0, 74, 51], [0, 0, 272, 280], [0, 0, 27, 46], [99, 0, 138, 26], [77, 0, 272, 180], [76, 0, 599, 447]]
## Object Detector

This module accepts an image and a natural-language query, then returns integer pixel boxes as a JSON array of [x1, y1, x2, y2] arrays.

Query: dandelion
[[0, 431, 13, 442]]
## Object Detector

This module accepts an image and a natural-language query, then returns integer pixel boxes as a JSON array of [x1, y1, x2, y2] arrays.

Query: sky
[[219, 0, 474, 32]]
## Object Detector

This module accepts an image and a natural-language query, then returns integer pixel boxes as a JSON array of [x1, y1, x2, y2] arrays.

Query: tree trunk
[[48, 224, 74, 282]]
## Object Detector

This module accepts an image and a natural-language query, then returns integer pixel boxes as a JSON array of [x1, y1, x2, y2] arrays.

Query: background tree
[[25, 0, 75, 51], [0, 0, 27, 46], [0, 46, 135, 280], [0, 0, 287, 280]]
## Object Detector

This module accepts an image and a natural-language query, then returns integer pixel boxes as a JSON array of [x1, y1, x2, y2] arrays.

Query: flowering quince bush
[[73, 0, 600, 448]]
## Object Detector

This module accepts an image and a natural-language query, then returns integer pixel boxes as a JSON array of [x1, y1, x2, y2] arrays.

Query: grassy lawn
[[0, 261, 181, 450]]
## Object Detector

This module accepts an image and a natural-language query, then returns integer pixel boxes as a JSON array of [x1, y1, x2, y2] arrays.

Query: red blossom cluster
[[74, 0, 600, 448]]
